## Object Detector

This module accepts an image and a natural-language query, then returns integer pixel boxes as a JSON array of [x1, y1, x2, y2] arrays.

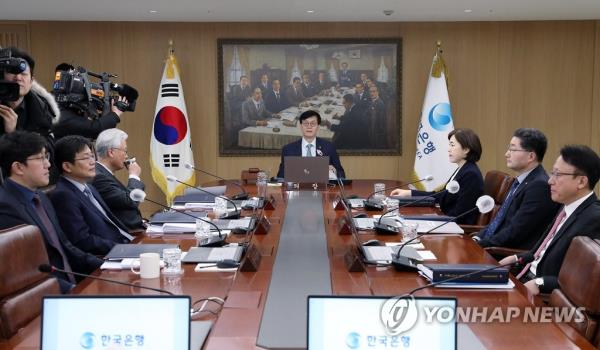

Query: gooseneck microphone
[[129, 189, 226, 247], [184, 163, 249, 200], [407, 253, 535, 295], [363, 175, 434, 211], [167, 175, 241, 220], [38, 264, 174, 295], [392, 195, 495, 271], [375, 180, 460, 234]]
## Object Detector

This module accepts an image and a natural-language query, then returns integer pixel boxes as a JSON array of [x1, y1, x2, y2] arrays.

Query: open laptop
[[284, 156, 329, 185], [41, 295, 192, 349], [307, 295, 457, 350]]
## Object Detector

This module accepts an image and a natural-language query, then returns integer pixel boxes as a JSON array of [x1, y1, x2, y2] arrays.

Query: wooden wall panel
[[1, 19, 595, 212], [0, 22, 29, 50]]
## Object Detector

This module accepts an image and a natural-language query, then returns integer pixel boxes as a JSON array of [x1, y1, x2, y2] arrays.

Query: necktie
[[482, 179, 520, 239], [32, 194, 76, 283], [516, 209, 566, 279], [275, 93, 279, 100], [305, 144, 313, 157], [257, 103, 261, 110], [83, 187, 133, 241]]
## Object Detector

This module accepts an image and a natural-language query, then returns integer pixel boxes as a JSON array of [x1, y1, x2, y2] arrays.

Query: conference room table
[[2, 180, 595, 349]]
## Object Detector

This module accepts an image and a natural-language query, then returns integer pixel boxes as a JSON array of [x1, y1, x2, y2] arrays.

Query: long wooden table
[[1, 180, 595, 349]]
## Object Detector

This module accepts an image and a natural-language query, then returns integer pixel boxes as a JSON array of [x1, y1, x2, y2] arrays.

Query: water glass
[[256, 171, 268, 198], [162, 248, 182, 275], [402, 222, 419, 242], [195, 219, 212, 241], [214, 196, 228, 217], [386, 198, 400, 216], [373, 182, 386, 201]]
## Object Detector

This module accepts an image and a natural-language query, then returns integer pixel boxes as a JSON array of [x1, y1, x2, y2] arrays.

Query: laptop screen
[[307, 295, 456, 350], [284, 156, 329, 184], [41, 295, 191, 350]]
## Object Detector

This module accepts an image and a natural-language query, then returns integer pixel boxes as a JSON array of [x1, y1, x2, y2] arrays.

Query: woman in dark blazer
[[391, 128, 484, 224]]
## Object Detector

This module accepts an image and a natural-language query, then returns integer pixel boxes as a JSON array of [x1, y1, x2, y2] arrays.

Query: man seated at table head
[[50, 135, 133, 256], [285, 77, 306, 107], [242, 88, 274, 127], [93, 128, 145, 230], [473, 128, 560, 250], [0, 131, 103, 293], [276, 110, 345, 179], [500, 144, 600, 295]]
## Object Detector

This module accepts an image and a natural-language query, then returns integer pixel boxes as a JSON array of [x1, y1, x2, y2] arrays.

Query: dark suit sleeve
[[441, 168, 483, 218], [53, 108, 120, 139], [276, 145, 288, 178], [49, 190, 116, 255], [93, 173, 143, 211], [478, 180, 558, 248], [327, 144, 345, 178]]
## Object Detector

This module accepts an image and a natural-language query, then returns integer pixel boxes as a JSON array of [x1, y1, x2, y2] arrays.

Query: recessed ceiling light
[[306, 10, 315, 14], [149, 10, 158, 14], [464, 9, 472, 13]]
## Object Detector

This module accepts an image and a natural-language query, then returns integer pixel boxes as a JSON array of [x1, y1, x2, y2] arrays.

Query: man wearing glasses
[[92, 128, 145, 230], [0, 131, 102, 293], [276, 110, 345, 179], [49, 135, 132, 256], [500, 145, 600, 295], [474, 128, 560, 249]]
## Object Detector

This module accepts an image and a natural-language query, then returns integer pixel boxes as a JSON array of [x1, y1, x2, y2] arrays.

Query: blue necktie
[[482, 179, 520, 239]]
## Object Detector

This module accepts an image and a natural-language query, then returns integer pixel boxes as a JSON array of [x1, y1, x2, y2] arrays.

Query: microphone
[[166, 175, 241, 219], [374, 180, 460, 234], [363, 175, 434, 211], [392, 195, 495, 271], [185, 163, 249, 200], [129, 189, 226, 247], [408, 254, 535, 295], [38, 264, 174, 295]]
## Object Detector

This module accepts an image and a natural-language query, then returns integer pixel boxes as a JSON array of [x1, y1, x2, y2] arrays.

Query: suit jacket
[[285, 85, 305, 106], [477, 164, 561, 250], [241, 99, 271, 127], [52, 107, 121, 140], [264, 90, 288, 113], [0, 180, 103, 287], [518, 194, 600, 293], [92, 163, 145, 230], [301, 83, 315, 98], [276, 138, 345, 179], [255, 82, 271, 96], [313, 80, 331, 93], [368, 98, 387, 148], [330, 104, 369, 150], [49, 177, 131, 256], [412, 162, 484, 224], [339, 70, 352, 87]]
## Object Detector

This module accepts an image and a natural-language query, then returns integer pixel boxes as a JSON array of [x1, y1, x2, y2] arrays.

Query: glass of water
[[386, 198, 400, 216], [401, 222, 419, 242], [256, 171, 268, 198], [214, 196, 228, 217], [162, 248, 182, 275], [195, 218, 212, 242], [373, 182, 386, 202]]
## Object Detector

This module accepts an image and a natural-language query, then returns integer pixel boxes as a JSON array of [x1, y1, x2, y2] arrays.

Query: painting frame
[[218, 38, 402, 156]]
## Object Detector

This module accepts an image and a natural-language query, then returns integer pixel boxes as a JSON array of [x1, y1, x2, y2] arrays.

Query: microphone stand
[[363, 177, 432, 211], [186, 163, 249, 200], [170, 178, 241, 219]]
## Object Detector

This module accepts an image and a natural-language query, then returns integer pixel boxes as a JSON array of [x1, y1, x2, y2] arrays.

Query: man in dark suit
[[301, 74, 315, 98], [475, 128, 560, 249], [0, 131, 103, 293], [50, 135, 132, 256], [92, 128, 145, 230], [264, 79, 288, 114], [501, 145, 600, 295], [241, 88, 274, 127], [323, 94, 369, 150], [353, 83, 369, 108], [255, 73, 270, 95], [313, 72, 330, 93], [276, 110, 345, 179], [339, 62, 352, 87], [368, 86, 387, 149], [227, 75, 252, 146], [285, 77, 305, 107]]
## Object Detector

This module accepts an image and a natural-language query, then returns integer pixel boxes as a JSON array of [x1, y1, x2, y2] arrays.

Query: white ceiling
[[1, 0, 600, 22]]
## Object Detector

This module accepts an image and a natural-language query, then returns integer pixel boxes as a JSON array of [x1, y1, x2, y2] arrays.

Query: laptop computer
[[284, 156, 329, 185], [307, 295, 457, 350], [182, 246, 244, 263], [41, 295, 192, 349]]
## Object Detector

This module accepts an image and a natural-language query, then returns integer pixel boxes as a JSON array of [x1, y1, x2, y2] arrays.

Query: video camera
[[53, 65, 138, 114], [0, 48, 27, 104]]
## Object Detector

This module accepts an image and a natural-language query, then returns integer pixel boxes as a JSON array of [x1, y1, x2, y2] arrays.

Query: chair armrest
[[459, 224, 484, 235]]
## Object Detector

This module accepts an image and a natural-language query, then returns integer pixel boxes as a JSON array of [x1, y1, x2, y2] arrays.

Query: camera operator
[[0, 47, 58, 146]]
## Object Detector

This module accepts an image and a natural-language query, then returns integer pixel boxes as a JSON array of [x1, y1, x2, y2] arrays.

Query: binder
[[420, 264, 509, 284]]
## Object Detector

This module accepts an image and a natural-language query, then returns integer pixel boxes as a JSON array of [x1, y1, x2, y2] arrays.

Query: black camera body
[[53, 66, 138, 114], [0, 48, 27, 104]]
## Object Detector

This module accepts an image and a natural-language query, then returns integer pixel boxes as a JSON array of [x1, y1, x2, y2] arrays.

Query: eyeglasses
[[301, 121, 319, 127], [506, 147, 530, 153], [111, 147, 128, 154], [25, 153, 50, 162], [549, 170, 582, 178], [74, 155, 96, 162]]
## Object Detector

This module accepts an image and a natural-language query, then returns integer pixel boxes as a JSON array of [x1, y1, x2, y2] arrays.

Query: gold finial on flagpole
[[436, 40, 443, 55], [168, 39, 174, 56]]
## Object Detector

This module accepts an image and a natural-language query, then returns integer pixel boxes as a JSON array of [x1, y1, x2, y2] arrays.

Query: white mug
[[131, 253, 160, 279]]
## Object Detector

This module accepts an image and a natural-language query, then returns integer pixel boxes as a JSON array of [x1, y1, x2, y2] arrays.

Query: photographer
[[52, 65, 136, 140], [0, 47, 58, 147]]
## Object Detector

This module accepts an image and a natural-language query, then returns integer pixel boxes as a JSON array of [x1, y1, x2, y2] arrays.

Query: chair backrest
[[475, 170, 515, 225], [0, 224, 60, 340], [241, 168, 261, 185], [549, 236, 600, 342]]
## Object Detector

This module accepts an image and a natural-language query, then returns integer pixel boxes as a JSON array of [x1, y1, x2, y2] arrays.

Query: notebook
[[104, 243, 179, 260], [41, 295, 191, 350], [182, 246, 244, 263], [307, 295, 457, 350]]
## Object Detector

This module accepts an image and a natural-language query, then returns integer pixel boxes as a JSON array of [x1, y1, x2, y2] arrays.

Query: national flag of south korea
[[412, 44, 456, 192], [150, 49, 196, 204]]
